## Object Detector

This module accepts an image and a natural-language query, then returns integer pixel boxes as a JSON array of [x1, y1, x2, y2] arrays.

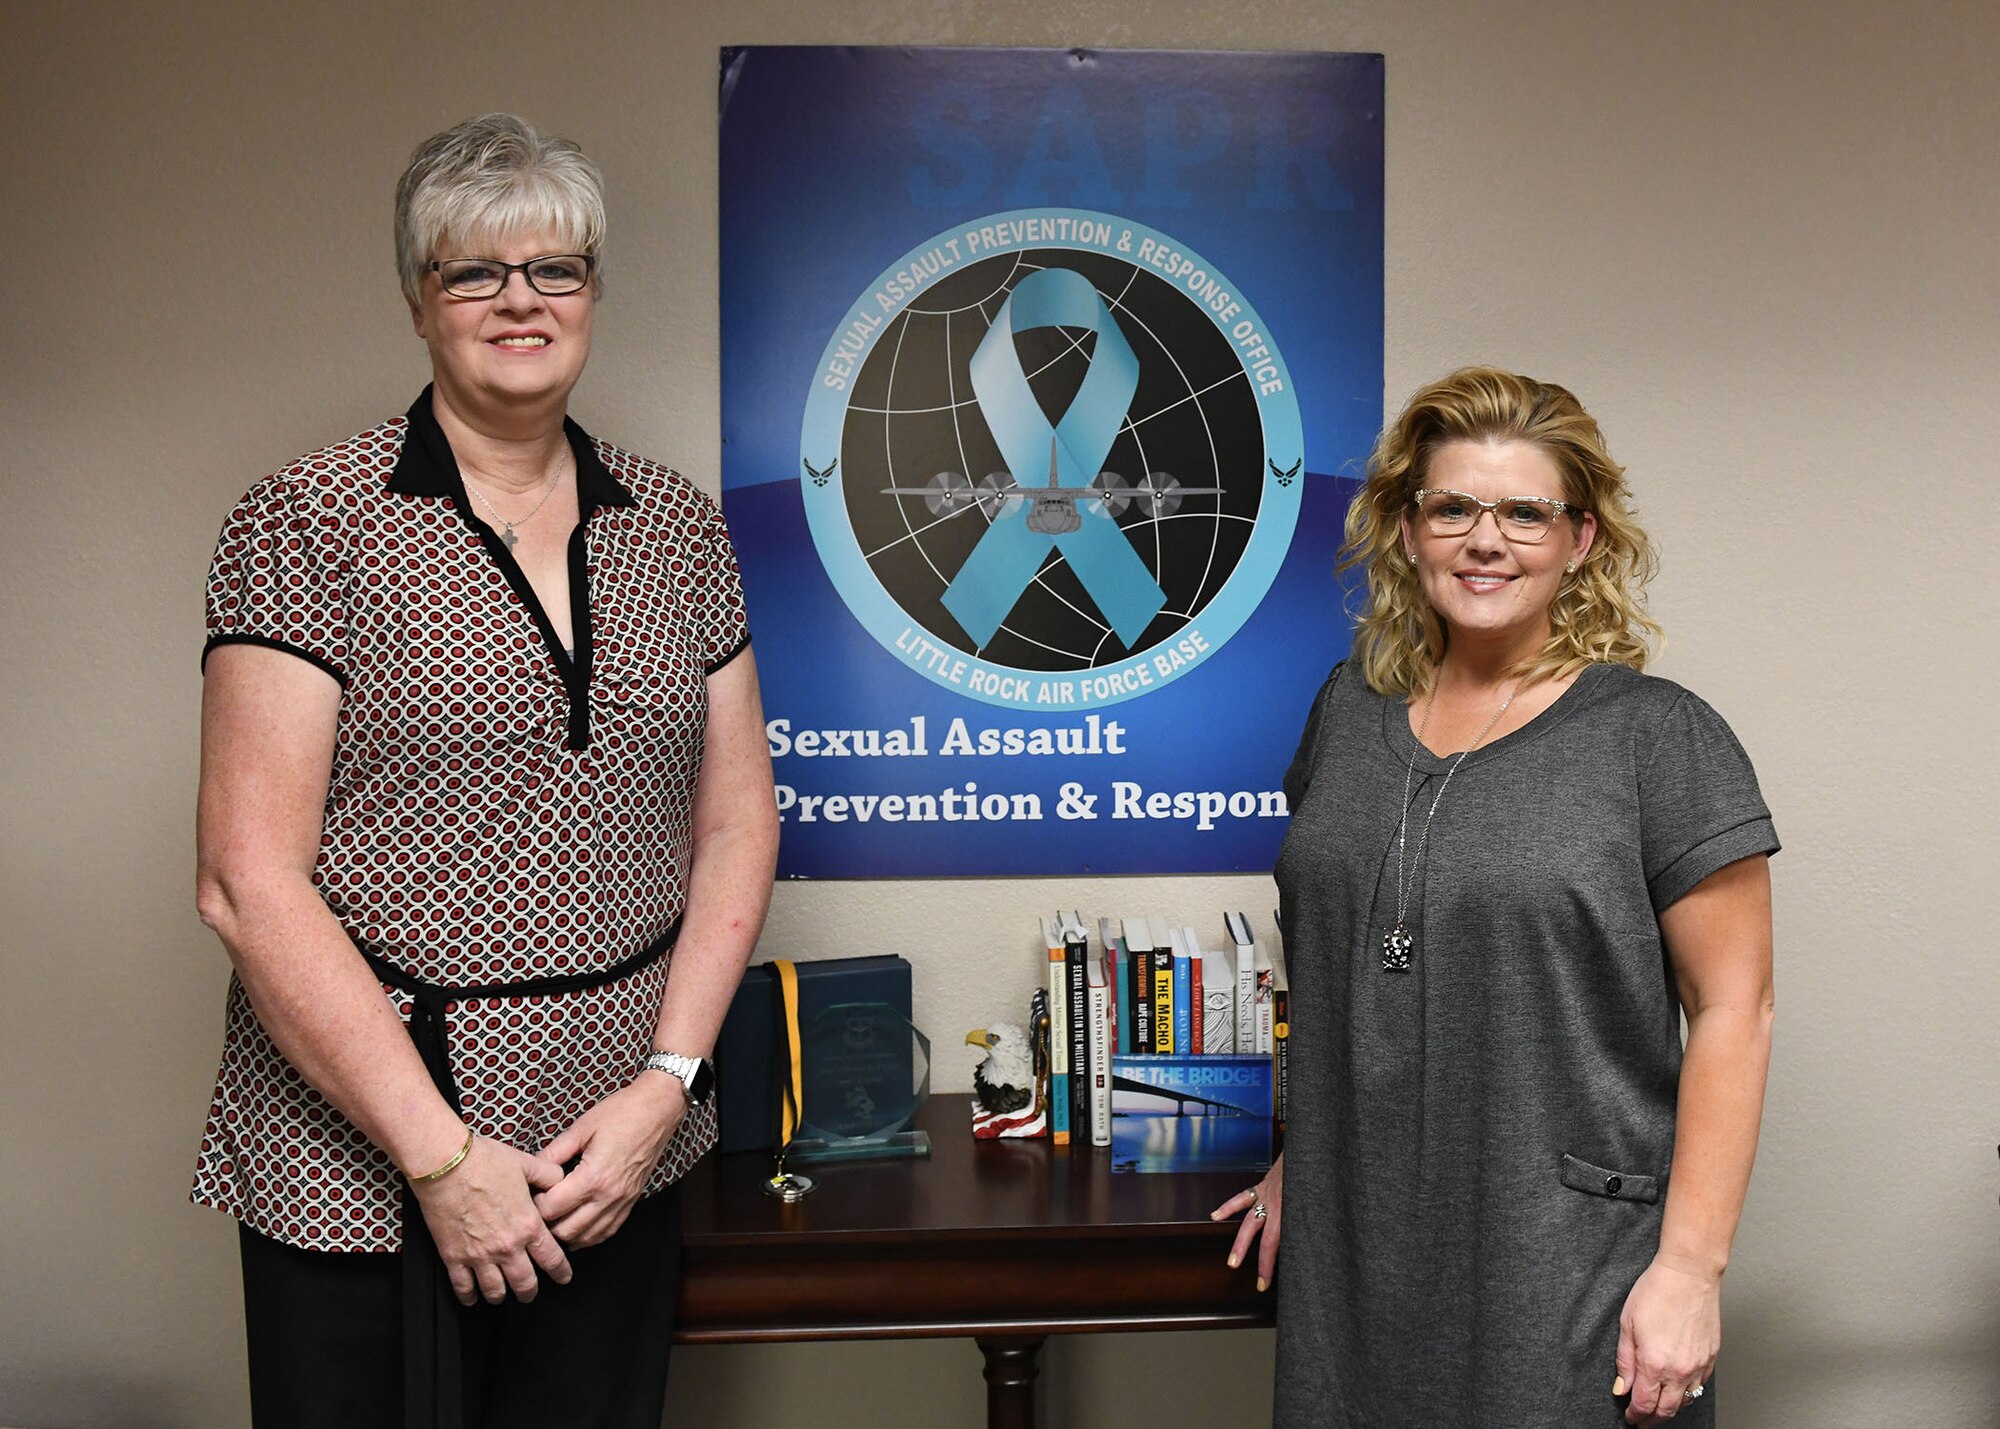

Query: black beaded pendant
[[1382, 923, 1413, 972]]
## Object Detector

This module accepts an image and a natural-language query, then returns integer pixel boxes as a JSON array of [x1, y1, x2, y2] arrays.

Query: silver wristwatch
[[640, 1050, 716, 1106]]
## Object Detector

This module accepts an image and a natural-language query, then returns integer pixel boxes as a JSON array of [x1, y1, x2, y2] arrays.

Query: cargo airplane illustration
[[883, 436, 1224, 536]]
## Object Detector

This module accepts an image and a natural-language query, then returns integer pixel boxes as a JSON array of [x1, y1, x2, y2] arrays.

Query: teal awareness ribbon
[[942, 268, 1168, 649]]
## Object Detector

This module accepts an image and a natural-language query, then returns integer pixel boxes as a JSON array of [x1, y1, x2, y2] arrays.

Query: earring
[[1564, 560, 1576, 574]]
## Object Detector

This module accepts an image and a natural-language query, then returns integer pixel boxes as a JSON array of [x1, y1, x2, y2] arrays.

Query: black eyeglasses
[[1411, 488, 1581, 545], [426, 254, 595, 299]]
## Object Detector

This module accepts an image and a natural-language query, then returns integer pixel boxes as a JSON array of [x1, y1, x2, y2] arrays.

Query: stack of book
[[1037, 910, 1288, 1172]]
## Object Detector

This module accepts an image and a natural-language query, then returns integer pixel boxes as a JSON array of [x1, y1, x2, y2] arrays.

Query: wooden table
[[675, 1094, 1274, 1428]]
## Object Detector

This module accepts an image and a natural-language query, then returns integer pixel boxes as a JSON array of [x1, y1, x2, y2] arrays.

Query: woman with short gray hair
[[193, 113, 778, 1427]]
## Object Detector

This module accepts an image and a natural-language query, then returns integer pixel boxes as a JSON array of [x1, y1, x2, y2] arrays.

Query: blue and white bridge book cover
[[719, 46, 1383, 876], [1111, 1053, 1274, 1174]]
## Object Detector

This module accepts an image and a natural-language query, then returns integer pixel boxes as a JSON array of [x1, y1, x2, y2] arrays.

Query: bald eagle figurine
[[966, 1021, 1046, 1139]]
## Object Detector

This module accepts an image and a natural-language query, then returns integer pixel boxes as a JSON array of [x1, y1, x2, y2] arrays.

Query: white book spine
[[1202, 948, 1236, 1054], [1087, 964, 1112, 1146], [1044, 915, 1067, 1078], [1233, 917, 1258, 1054]]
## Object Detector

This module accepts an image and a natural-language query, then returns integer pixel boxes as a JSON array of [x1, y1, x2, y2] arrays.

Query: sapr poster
[[719, 47, 1382, 877]]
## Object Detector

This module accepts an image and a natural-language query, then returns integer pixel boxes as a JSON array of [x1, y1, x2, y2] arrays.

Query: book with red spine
[[1185, 927, 1206, 1055]]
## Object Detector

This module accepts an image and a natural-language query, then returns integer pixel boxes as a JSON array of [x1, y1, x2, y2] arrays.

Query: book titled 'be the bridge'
[[1109, 1053, 1273, 1174]]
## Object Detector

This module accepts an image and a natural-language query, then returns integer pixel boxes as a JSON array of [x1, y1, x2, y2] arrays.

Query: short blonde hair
[[393, 113, 605, 303], [1341, 366, 1661, 697]]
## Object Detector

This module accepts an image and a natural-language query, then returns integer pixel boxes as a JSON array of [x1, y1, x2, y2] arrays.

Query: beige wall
[[4, 0, 1996, 1424]]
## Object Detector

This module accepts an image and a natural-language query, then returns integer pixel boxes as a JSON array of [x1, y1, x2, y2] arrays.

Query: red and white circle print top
[[191, 391, 750, 1251]]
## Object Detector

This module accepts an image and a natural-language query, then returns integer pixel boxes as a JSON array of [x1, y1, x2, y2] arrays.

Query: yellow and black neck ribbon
[[770, 958, 805, 1163]]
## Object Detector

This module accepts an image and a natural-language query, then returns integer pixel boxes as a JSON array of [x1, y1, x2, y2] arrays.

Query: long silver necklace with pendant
[[1383, 669, 1520, 972], [463, 459, 565, 551]]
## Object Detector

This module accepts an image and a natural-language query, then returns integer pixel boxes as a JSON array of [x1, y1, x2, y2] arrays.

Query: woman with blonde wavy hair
[[1216, 368, 1777, 1428]]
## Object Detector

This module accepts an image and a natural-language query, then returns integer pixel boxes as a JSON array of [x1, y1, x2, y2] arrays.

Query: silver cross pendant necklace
[[463, 461, 565, 551]]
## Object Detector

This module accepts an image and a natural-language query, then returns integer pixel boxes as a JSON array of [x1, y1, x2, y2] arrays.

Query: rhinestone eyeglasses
[[1411, 488, 1581, 545]]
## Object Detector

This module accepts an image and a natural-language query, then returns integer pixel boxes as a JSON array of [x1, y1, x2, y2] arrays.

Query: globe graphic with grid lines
[[798, 214, 1304, 711], [835, 247, 1265, 671]]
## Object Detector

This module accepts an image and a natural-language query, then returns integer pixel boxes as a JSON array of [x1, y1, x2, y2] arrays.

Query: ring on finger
[[1685, 1384, 1705, 1401], [1251, 1202, 1268, 1220]]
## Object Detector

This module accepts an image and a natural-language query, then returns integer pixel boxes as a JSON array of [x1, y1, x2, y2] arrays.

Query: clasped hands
[[410, 1078, 686, 1306]]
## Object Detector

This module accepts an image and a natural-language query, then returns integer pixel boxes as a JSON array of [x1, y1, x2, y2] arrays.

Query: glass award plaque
[[787, 1001, 931, 1165]]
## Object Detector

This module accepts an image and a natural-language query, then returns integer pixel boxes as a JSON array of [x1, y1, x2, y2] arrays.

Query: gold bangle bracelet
[[409, 1127, 474, 1184]]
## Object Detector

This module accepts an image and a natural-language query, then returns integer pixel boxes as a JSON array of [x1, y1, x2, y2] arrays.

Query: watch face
[[688, 1059, 716, 1105]]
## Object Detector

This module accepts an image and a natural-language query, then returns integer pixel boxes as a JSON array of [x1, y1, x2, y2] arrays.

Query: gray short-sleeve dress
[[1271, 661, 1777, 1427]]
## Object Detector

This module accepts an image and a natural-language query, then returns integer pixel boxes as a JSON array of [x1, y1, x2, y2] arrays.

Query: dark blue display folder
[[714, 955, 914, 1153]]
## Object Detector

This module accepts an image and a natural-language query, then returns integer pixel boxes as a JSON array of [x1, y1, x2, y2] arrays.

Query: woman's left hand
[[1613, 1254, 1721, 1424], [1210, 1150, 1283, 1292], [534, 1078, 686, 1248]]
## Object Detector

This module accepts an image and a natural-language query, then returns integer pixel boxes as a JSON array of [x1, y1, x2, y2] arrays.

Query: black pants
[[239, 1185, 682, 1429]]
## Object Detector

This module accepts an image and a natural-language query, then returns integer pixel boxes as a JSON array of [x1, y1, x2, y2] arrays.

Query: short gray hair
[[393, 113, 605, 303]]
